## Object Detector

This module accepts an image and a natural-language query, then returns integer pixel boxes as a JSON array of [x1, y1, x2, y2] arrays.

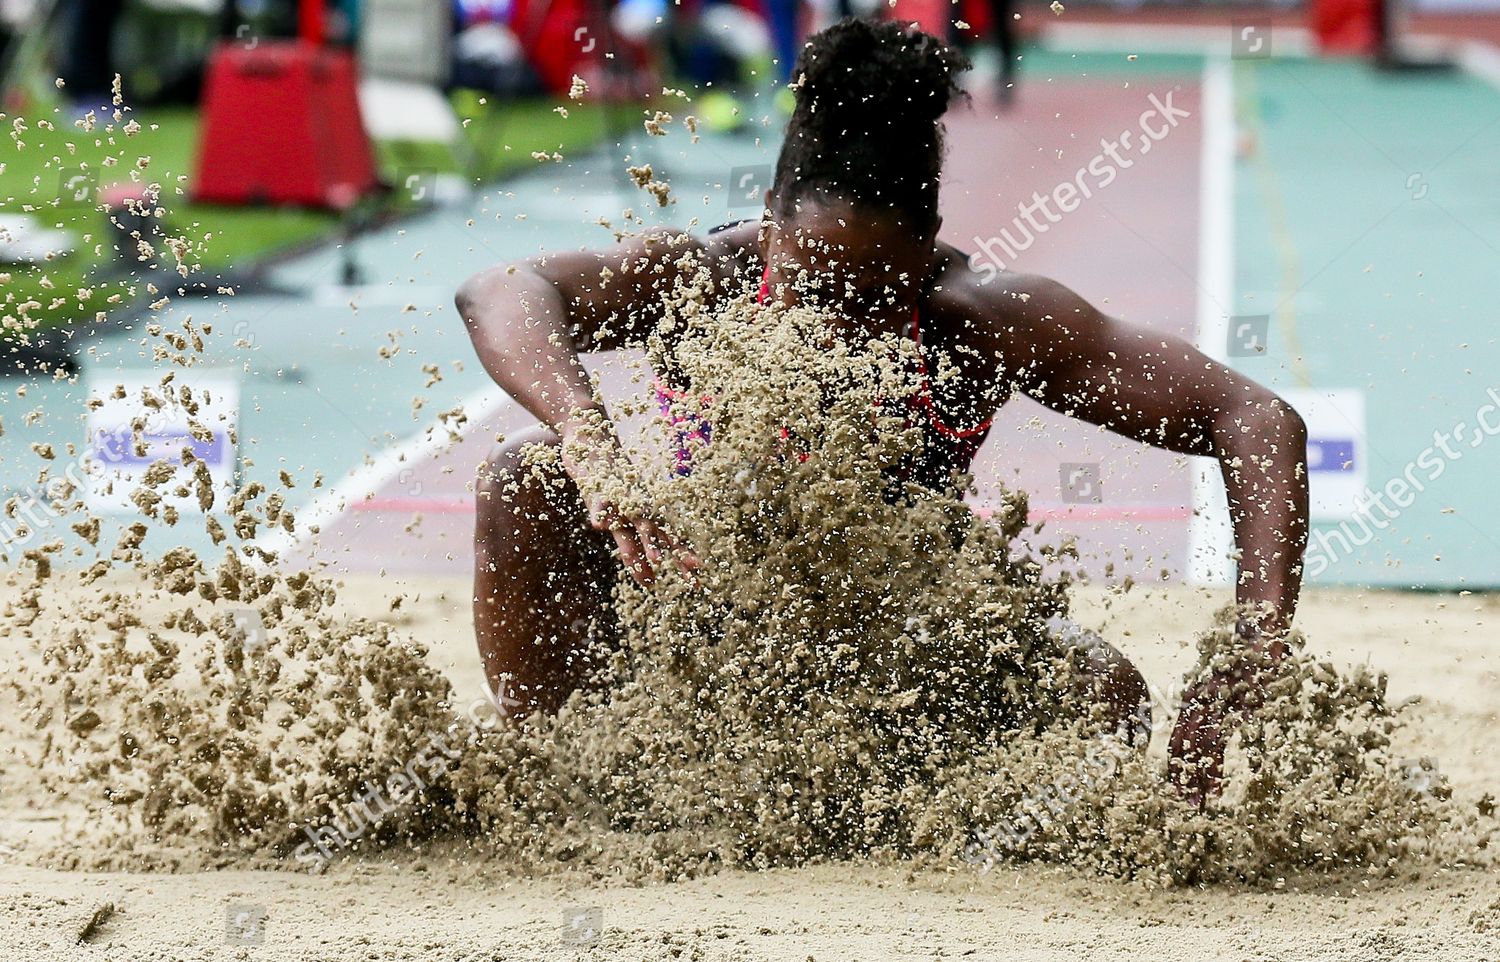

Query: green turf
[[0, 106, 335, 333], [446, 92, 609, 181], [1023, 45, 1208, 80], [0, 96, 607, 335]]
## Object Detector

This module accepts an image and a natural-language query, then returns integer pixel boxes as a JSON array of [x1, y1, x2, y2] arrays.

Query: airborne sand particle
[[7, 274, 1491, 886]]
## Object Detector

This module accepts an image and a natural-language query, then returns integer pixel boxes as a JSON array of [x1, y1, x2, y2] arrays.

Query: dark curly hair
[[771, 18, 970, 233]]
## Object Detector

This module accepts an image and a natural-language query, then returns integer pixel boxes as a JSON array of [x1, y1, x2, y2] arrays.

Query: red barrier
[[192, 40, 376, 209], [888, 0, 950, 37], [512, 0, 599, 94], [1313, 0, 1382, 53]]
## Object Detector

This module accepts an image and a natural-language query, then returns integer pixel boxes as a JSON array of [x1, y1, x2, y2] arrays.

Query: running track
[[284, 67, 1210, 585]]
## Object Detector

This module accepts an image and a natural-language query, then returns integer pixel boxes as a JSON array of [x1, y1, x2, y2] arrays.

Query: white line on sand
[[1187, 56, 1237, 588], [248, 383, 512, 561]]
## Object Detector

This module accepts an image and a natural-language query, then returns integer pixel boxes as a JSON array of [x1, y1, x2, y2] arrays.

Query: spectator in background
[[452, 0, 542, 95], [0, 0, 33, 66], [217, 0, 355, 45], [59, 0, 125, 112], [665, 0, 772, 130], [764, 0, 798, 81], [988, 0, 1016, 104]]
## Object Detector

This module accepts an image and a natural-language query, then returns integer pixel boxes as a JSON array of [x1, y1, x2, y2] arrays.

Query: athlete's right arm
[[456, 229, 707, 584], [455, 228, 706, 435]]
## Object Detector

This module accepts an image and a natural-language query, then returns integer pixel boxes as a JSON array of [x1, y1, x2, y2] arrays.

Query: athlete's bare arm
[[456, 229, 704, 429], [963, 271, 1308, 627], [456, 228, 718, 584], [958, 269, 1309, 802]]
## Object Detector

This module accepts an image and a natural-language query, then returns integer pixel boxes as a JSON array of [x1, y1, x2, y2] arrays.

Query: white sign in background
[[1279, 388, 1367, 523], [1189, 385, 1369, 585], [85, 370, 240, 515]]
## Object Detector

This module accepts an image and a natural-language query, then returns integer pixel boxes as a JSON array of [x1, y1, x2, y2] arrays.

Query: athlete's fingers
[[636, 517, 700, 572], [586, 498, 619, 533], [634, 519, 666, 567], [1167, 716, 1205, 806], [1168, 694, 1227, 808], [638, 518, 689, 567], [675, 550, 702, 576], [669, 533, 701, 572], [610, 527, 655, 585], [1183, 739, 1225, 806]]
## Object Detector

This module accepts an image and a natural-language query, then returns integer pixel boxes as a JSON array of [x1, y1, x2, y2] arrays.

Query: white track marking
[[258, 34, 1500, 582], [248, 383, 512, 561], [1035, 28, 1500, 584], [1454, 38, 1500, 90], [1044, 23, 1314, 58], [1187, 56, 1237, 587]]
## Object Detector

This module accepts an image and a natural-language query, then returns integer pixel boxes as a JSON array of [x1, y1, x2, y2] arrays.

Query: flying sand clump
[[4, 274, 1493, 882]]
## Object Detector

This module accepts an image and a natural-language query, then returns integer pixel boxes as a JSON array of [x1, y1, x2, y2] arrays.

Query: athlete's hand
[[588, 496, 698, 587], [560, 421, 699, 586], [1168, 629, 1282, 807], [1167, 674, 1237, 807]]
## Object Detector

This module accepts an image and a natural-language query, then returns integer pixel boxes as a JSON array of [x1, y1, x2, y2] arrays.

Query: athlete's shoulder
[[695, 220, 759, 288], [603, 224, 749, 297], [930, 245, 1081, 329]]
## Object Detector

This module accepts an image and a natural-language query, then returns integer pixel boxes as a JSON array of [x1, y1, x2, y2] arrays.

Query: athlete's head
[[760, 18, 969, 332]]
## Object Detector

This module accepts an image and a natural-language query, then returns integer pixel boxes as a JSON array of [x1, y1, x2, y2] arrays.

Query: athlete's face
[[758, 198, 938, 337]]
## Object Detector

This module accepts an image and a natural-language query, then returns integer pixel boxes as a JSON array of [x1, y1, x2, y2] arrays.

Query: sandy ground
[[2, 577, 1497, 960]]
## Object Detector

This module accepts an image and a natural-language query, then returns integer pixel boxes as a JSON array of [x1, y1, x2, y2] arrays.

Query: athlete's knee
[[477, 425, 561, 499], [1047, 616, 1152, 742]]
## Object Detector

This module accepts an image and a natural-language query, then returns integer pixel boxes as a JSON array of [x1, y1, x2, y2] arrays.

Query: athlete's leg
[[989, 0, 1018, 103], [473, 424, 620, 715], [1046, 616, 1152, 742]]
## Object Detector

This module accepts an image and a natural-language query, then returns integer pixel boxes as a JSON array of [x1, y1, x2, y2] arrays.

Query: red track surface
[[941, 78, 1204, 585], [296, 77, 1206, 587]]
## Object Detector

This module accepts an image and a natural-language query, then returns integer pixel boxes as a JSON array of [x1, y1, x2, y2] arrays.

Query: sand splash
[[4, 272, 1492, 883]]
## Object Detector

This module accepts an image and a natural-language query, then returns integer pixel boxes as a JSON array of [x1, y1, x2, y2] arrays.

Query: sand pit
[[0, 42, 1495, 952], [0, 48, 1494, 948], [1, 294, 1496, 959], [2, 578, 1498, 959]]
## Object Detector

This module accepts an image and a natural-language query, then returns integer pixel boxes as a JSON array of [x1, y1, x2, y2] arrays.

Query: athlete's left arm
[[980, 274, 1309, 633], [980, 274, 1309, 802]]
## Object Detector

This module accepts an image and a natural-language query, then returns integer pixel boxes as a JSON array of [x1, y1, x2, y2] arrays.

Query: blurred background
[[0, 0, 1496, 596]]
